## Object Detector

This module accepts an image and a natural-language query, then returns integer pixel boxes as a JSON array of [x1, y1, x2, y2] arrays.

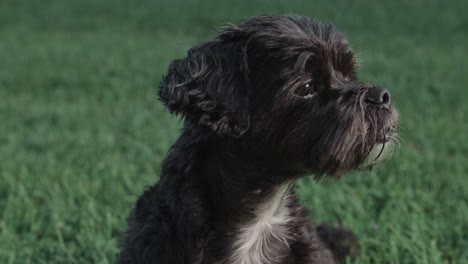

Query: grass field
[[1, 0, 467, 263]]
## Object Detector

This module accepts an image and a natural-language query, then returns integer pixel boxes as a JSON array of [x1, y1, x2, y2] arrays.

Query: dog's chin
[[359, 132, 398, 169]]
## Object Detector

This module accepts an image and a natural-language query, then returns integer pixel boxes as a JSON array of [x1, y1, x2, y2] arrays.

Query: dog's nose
[[366, 86, 391, 106]]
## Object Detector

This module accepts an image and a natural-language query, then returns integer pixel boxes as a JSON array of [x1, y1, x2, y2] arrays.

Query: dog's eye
[[294, 82, 317, 99]]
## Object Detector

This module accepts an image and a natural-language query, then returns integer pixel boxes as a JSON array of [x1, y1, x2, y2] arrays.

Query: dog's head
[[159, 14, 398, 176]]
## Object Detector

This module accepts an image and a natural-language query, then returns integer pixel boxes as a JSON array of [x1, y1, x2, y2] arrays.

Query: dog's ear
[[159, 28, 250, 137]]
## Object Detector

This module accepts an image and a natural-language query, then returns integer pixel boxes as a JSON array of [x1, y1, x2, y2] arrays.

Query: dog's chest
[[227, 184, 292, 264]]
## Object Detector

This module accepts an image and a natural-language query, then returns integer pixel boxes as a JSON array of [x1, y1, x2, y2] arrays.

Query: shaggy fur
[[119, 14, 398, 264]]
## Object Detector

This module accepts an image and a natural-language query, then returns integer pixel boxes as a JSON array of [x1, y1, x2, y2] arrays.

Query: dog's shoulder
[[119, 177, 208, 263]]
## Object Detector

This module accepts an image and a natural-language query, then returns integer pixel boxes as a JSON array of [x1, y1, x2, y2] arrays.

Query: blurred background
[[1, 0, 467, 263]]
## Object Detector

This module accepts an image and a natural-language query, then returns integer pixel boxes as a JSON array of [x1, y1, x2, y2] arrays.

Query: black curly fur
[[119, 14, 398, 264]]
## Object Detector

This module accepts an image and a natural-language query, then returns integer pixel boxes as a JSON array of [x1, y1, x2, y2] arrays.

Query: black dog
[[119, 14, 398, 264]]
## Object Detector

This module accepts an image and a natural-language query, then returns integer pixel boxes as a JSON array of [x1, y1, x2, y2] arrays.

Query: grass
[[0, 0, 467, 263]]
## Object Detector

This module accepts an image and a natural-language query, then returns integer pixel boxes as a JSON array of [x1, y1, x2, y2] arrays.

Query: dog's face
[[160, 15, 398, 176]]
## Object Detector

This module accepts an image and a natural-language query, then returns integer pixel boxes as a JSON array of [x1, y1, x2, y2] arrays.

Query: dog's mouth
[[359, 102, 399, 167], [360, 129, 398, 169], [377, 129, 398, 143]]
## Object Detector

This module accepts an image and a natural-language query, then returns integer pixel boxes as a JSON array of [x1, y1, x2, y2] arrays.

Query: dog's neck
[[199, 142, 295, 264], [161, 128, 298, 263], [198, 134, 297, 220], [162, 127, 299, 212]]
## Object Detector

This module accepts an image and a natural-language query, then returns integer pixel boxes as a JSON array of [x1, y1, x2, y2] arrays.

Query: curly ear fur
[[159, 27, 251, 137]]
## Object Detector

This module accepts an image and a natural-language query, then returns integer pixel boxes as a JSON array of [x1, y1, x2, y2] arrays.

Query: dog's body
[[119, 15, 398, 264]]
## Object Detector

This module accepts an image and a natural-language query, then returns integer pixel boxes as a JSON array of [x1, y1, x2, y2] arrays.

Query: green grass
[[0, 0, 467, 263]]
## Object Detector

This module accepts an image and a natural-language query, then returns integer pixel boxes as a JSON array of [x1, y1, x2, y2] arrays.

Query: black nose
[[367, 86, 391, 106]]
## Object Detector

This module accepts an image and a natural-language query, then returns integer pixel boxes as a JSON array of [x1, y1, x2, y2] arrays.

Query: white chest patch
[[228, 184, 292, 264]]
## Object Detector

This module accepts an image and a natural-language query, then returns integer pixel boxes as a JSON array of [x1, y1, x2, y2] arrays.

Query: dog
[[119, 14, 398, 264]]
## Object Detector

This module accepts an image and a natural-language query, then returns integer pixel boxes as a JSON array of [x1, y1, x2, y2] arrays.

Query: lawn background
[[1, 0, 467, 263]]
